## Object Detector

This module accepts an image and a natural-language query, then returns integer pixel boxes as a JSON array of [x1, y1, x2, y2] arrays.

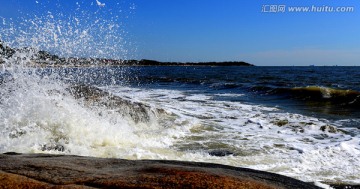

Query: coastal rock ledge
[[0, 153, 319, 189]]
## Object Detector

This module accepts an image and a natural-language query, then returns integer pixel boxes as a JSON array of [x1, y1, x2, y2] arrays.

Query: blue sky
[[1, 0, 360, 66]]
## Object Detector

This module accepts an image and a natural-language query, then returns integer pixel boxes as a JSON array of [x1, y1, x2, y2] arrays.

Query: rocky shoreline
[[0, 153, 321, 189]]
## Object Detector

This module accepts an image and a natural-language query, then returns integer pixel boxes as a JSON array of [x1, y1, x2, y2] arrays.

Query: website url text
[[262, 5, 354, 13]]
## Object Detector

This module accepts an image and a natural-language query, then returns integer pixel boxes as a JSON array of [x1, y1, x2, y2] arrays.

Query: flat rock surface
[[0, 153, 320, 189]]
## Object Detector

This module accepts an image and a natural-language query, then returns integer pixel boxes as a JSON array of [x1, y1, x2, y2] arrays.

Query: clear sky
[[1, 0, 360, 66]]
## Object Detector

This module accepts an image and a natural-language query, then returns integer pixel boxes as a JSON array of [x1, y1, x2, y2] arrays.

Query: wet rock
[[209, 150, 234, 157], [41, 144, 65, 152], [0, 153, 321, 189], [3, 152, 22, 155], [320, 125, 339, 133], [272, 119, 289, 127], [288, 147, 304, 154], [224, 116, 237, 120], [68, 84, 161, 123]]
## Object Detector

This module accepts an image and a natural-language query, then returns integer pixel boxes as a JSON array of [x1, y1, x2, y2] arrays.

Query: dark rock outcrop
[[208, 150, 234, 157], [68, 84, 160, 123], [0, 153, 320, 189]]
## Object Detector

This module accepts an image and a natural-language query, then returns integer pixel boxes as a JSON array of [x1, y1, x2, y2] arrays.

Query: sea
[[0, 5, 359, 186], [0, 64, 359, 185]]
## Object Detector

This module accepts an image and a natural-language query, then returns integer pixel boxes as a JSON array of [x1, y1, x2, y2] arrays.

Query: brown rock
[[0, 153, 320, 189]]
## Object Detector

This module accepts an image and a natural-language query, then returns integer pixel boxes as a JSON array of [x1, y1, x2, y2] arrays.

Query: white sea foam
[[0, 74, 185, 159], [104, 86, 360, 184]]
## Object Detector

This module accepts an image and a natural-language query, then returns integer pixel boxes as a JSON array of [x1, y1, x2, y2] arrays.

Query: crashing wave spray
[[0, 1, 178, 158], [1, 1, 129, 60]]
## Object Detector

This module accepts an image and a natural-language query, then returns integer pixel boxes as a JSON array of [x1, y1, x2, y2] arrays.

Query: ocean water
[[1, 4, 359, 185], [1, 65, 359, 185]]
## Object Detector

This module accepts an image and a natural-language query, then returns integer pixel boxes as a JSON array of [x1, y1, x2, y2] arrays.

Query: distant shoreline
[[1, 42, 254, 67], [32, 58, 254, 67]]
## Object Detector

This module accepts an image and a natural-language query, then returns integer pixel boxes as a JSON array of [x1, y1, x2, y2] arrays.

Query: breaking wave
[[253, 85, 360, 109]]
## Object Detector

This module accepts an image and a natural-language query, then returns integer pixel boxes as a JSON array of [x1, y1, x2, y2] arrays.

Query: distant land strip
[[34, 58, 254, 67], [126, 59, 253, 66], [0, 41, 254, 67]]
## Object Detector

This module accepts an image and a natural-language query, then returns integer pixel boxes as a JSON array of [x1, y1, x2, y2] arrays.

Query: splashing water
[[0, 2, 128, 60], [0, 1, 179, 159], [1, 1, 360, 186]]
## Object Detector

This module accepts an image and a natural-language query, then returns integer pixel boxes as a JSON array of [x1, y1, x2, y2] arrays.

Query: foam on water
[[106, 86, 360, 184], [0, 77, 186, 159]]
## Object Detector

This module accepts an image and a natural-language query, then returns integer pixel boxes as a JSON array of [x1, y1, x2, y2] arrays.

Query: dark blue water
[[27, 66, 360, 123], [123, 66, 360, 121]]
